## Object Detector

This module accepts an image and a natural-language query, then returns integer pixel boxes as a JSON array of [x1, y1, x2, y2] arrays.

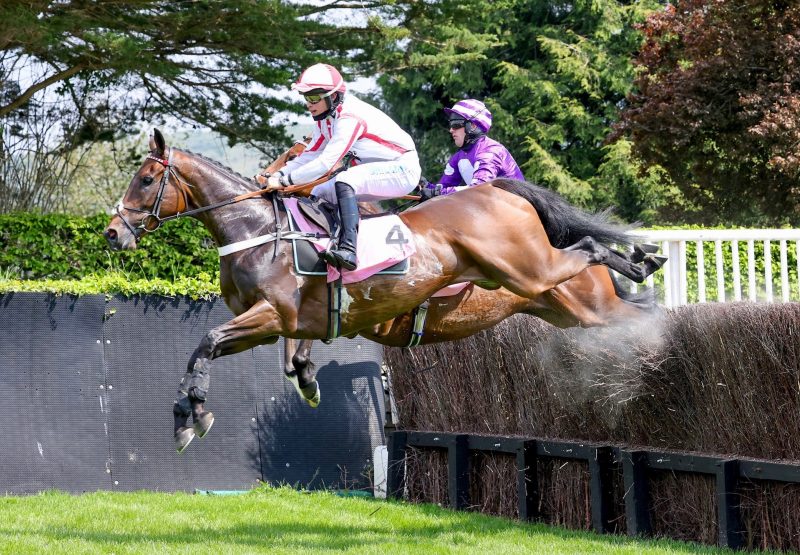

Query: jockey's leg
[[322, 181, 360, 271], [315, 152, 421, 271]]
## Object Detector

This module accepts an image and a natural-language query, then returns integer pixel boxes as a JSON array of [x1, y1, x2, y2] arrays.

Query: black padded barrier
[[0, 293, 385, 494], [257, 338, 385, 489], [0, 293, 109, 494]]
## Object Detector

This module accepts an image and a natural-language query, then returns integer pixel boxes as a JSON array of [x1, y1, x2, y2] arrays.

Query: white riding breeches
[[310, 151, 421, 204]]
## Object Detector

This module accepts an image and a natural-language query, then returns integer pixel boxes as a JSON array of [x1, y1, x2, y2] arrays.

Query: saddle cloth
[[283, 198, 416, 284]]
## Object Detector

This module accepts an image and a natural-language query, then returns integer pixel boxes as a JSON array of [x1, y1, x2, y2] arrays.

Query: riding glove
[[419, 183, 442, 202]]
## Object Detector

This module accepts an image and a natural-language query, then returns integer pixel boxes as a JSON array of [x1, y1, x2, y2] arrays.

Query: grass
[[0, 485, 734, 555]]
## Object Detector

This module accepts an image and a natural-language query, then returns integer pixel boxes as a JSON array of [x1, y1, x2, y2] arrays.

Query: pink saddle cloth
[[284, 198, 416, 284]]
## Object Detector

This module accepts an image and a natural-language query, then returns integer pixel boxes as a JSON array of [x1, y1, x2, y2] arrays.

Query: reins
[[117, 147, 421, 247]]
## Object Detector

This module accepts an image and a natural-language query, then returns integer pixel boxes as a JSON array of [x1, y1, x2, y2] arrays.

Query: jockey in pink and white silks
[[261, 63, 421, 271], [420, 99, 524, 200]]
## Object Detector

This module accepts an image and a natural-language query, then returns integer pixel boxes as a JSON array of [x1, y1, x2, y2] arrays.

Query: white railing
[[630, 229, 800, 308]]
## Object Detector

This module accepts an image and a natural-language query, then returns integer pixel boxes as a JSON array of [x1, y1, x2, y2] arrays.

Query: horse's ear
[[150, 129, 166, 155]]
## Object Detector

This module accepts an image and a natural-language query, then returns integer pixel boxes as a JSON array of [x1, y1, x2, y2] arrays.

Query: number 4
[[386, 225, 408, 245]]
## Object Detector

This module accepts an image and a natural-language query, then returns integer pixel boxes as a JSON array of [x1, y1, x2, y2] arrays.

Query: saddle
[[287, 196, 411, 277], [296, 195, 337, 236]]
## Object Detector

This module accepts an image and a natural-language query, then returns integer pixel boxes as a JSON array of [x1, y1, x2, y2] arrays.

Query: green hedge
[[0, 213, 219, 281]]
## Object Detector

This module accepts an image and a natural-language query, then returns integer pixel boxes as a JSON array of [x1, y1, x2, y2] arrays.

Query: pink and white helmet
[[444, 99, 492, 133], [291, 63, 347, 97]]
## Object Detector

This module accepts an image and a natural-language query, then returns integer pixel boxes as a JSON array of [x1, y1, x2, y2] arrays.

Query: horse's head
[[104, 129, 189, 250]]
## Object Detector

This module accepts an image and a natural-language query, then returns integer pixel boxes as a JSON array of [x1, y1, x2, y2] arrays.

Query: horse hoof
[[301, 381, 321, 408], [635, 243, 660, 255], [194, 411, 214, 438], [631, 243, 660, 263], [640, 254, 668, 279], [175, 427, 195, 453], [284, 373, 321, 408], [645, 254, 668, 269]]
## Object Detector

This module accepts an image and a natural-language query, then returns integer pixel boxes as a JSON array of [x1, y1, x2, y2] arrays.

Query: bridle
[[115, 147, 188, 238], [115, 147, 276, 239]]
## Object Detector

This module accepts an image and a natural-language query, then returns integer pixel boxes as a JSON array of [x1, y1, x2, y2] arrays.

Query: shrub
[[0, 213, 218, 281]]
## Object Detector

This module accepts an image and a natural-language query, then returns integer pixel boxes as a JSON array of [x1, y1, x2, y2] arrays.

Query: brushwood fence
[[383, 303, 800, 551], [386, 431, 800, 549]]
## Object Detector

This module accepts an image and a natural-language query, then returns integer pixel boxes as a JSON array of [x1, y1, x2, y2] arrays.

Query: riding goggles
[[448, 118, 466, 130], [303, 87, 338, 104]]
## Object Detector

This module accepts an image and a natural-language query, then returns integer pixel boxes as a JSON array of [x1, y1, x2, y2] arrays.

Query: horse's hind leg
[[565, 237, 663, 283], [534, 266, 654, 328], [283, 338, 320, 408]]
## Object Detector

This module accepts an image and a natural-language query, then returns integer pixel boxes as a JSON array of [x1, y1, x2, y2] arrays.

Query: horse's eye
[[141, 175, 154, 186]]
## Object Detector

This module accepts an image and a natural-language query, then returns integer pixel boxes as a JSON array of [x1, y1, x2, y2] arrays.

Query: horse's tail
[[607, 270, 656, 307], [490, 178, 634, 248]]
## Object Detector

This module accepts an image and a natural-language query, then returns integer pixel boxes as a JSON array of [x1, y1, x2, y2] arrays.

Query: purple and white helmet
[[444, 99, 492, 133]]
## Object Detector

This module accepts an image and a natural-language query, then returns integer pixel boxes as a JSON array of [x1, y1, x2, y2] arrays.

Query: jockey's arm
[[277, 130, 324, 178], [434, 156, 468, 195], [282, 116, 365, 185], [470, 146, 505, 185]]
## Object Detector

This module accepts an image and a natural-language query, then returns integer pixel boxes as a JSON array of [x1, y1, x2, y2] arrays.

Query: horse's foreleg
[[174, 299, 286, 453], [283, 338, 320, 408], [174, 354, 215, 453]]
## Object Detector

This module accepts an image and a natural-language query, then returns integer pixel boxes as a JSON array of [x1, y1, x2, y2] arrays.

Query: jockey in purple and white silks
[[420, 99, 524, 200]]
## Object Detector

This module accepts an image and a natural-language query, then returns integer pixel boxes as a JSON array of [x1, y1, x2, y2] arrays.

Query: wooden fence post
[[516, 440, 539, 521]]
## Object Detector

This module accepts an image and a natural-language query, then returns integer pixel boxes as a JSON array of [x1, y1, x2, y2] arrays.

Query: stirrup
[[320, 247, 357, 271], [329, 248, 357, 271]]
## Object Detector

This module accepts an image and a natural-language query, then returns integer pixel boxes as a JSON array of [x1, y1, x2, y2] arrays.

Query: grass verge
[[0, 485, 737, 554]]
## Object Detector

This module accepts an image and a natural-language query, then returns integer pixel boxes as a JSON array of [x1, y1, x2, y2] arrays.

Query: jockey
[[420, 99, 524, 200], [259, 63, 421, 271]]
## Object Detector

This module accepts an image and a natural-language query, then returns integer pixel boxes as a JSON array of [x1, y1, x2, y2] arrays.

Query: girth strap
[[406, 299, 430, 348]]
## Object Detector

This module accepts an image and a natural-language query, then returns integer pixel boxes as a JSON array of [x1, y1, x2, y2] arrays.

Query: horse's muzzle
[[103, 223, 137, 251]]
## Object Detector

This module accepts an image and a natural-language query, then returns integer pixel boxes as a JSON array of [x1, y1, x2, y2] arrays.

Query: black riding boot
[[325, 181, 359, 271]]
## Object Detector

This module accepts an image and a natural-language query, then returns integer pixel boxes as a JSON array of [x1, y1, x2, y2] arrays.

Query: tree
[[613, 0, 800, 226], [0, 89, 91, 213], [0, 1, 384, 147], [0, 0, 382, 212], [365, 0, 666, 222]]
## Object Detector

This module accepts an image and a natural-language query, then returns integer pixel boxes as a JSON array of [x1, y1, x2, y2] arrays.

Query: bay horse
[[104, 129, 661, 452], [265, 141, 659, 386]]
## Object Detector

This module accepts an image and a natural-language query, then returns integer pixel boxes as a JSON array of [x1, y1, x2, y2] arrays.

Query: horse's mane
[[177, 148, 259, 189]]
